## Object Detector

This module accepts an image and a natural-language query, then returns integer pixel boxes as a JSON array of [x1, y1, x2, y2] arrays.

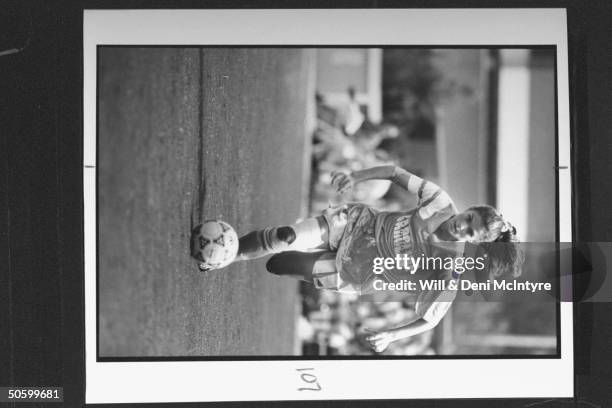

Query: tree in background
[[382, 49, 475, 141]]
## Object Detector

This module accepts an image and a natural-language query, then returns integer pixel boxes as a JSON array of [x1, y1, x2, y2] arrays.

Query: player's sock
[[235, 217, 328, 261], [234, 230, 270, 261]]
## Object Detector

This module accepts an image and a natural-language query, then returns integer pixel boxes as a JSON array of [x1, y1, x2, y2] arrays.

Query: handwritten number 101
[[296, 368, 322, 391]]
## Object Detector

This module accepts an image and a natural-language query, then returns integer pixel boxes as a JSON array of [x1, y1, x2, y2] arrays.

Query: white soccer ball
[[191, 220, 239, 269]]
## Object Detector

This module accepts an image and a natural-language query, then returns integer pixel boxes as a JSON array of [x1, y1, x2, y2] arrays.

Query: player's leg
[[234, 216, 329, 263], [265, 250, 337, 285]]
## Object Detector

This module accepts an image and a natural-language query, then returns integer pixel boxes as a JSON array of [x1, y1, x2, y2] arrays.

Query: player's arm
[[390, 318, 437, 339], [365, 292, 453, 352], [331, 165, 431, 197], [365, 317, 438, 353]]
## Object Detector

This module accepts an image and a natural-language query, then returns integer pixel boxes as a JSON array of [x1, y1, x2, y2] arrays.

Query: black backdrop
[[1, 1, 611, 407]]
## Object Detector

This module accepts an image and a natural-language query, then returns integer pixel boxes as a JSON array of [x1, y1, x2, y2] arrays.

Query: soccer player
[[192, 165, 523, 352]]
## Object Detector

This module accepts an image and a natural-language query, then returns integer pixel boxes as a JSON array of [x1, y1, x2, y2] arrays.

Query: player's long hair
[[469, 205, 525, 279]]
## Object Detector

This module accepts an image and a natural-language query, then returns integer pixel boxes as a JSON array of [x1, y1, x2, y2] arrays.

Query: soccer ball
[[191, 220, 239, 269]]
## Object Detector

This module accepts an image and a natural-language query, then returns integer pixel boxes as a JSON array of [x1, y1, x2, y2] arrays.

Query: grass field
[[97, 48, 314, 357]]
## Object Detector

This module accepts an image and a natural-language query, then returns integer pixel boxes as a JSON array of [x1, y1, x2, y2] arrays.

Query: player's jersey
[[374, 172, 458, 260], [319, 169, 460, 324]]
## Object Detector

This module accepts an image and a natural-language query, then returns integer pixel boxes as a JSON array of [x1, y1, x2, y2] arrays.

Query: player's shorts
[[315, 204, 381, 293], [320, 204, 350, 250], [311, 251, 362, 293]]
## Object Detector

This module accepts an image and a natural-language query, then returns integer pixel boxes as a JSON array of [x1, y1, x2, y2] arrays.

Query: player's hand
[[331, 171, 355, 195], [364, 328, 396, 353]]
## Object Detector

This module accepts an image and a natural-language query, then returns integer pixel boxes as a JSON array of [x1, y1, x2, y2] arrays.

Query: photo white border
[[84, 9, 573, 403]]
